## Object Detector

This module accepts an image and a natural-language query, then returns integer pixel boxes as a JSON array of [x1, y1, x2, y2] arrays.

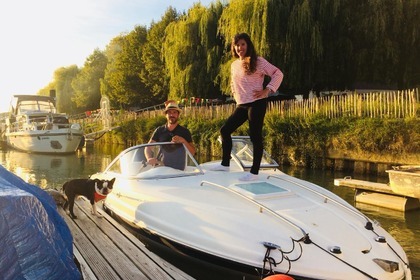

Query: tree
[[140, 7, 178, 105], [162, 2, 224, 102], [218, 0, 256, 95], [102, 26, 148, 109], [72, 49, 108, 112], [36, 0, 420, 108], [53, 65, 79, 113]]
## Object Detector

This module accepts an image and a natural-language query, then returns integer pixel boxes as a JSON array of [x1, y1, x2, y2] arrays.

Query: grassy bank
[[101, 112, 419, 168]]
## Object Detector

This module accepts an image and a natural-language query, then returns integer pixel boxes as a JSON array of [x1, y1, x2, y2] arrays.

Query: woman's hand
[[253, 88, 271, 99]]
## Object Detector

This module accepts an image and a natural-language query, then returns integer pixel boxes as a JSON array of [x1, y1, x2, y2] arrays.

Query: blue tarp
[[0, 165, 81, 280]]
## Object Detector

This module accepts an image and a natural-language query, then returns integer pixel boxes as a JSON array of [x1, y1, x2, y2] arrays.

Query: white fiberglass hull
[[98, 168, 411, 279], [6, 129, 83, 154], [91, 140, 412, 280]]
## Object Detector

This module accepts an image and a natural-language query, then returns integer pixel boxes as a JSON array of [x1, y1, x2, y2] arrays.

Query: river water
[[0, 143, 418, 279]]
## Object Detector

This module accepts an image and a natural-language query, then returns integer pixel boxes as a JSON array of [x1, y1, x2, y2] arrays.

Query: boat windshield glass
[[225, 136, 279, 169], [17, 100, 56, 114], [106, 142, 203, 179]]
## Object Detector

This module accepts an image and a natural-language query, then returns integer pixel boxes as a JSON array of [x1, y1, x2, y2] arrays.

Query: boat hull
[[98, 170, 411, 280], [104, 207, 280, 280], [4, 94, 84, 154], [6, 129, 83, 154], [91, 140, 412, 280], [386, 166, 420, 198]]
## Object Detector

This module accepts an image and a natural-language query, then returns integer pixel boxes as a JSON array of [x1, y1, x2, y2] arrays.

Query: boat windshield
[[225, 136, 279, 170], [105, 142, 203, 179], [17, 99, 56, 114]]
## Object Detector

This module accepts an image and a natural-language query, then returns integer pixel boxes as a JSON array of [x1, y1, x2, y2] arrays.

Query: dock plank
[[60, 208, 122, 279], [58, 197, 194, 280], [73, 208, 148, 279], [73, 246, 97, 280], [334, 178, 396, 194], [334, 177, 420, 211]]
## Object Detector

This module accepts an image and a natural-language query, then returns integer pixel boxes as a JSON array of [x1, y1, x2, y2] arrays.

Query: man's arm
[[171, 135, 196, 156], [145, 140, 155, 160], [145, 139, 161, 166]]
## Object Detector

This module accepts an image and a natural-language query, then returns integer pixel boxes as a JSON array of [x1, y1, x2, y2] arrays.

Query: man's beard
[[168, 117, 178, 124]]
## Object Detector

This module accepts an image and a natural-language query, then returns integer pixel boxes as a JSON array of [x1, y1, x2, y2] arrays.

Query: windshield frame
[[103, 142, 204, 179]]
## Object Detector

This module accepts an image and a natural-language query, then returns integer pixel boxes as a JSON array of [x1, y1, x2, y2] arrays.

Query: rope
[[309, 240, 378, 280]]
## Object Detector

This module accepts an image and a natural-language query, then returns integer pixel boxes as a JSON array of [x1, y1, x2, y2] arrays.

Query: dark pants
[[220, 98, 267, 174]]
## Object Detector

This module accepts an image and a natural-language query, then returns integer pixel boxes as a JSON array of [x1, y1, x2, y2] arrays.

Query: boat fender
[[263, 274, 294, 280]]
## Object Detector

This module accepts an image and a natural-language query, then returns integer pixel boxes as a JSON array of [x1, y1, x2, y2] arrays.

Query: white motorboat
[[91, 136, 412, 280], [3, 95, 84, 154]]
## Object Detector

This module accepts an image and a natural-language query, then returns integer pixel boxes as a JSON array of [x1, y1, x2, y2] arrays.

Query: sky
[[0, 0, 214, 113]]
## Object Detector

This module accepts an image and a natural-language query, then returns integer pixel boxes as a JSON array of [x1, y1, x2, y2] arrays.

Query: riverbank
[[99, 114, 419, 177]]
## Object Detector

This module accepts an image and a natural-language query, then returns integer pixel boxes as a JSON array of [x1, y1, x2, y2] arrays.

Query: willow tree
[[162, 3, 223, 101], [217, 0, 290, 95], [199, 1, 225, 98], [284, 0, 322, 91], [141, 7, 178, 104], [71, 49, 108, 112], [397, 0, 420, 88], [346, 0, 399, 87], [52, 65, 79, 114], [102, 26, 148, 109], [316, 0, 355, 91], [217, 0, 256, 95]]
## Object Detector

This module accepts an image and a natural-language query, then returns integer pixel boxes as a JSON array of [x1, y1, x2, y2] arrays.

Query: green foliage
[[162, 3, 224, 101], [72, 49, 107, 113], [110, 108, 419, 166], [334, 117, 420, 156], [39, 0, 420, 112], [262, 113, 419, 166], [140, 7, 178, 103], [102, 26, 149, 109], [53, 65, 80, 114]]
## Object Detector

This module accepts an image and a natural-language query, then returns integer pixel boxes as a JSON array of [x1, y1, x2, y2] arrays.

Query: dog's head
[[94, 178, 116, 196]]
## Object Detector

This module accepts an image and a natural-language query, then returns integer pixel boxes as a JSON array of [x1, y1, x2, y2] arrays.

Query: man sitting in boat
[[145, 100, 195, 170]]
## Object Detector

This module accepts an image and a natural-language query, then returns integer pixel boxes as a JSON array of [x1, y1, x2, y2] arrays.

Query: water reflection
[[0, 144, 121, 189]]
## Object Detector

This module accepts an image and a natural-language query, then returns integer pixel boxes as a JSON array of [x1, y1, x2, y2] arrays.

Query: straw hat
[[164, 100, 182, 114]]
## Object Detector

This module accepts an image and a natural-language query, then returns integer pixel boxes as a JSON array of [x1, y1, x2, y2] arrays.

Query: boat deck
[[58, 197, 194, 280]]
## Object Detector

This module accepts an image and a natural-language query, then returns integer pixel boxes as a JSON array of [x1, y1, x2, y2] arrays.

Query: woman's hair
[[231, 33, 257, 74]]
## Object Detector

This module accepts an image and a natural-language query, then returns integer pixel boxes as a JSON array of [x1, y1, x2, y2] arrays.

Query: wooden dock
[[334, 177, 420, 211], [58, 198, 194, 280]]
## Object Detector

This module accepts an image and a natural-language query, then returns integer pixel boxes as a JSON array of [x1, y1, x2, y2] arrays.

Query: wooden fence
[[73, 88, 419, 136], [174, 88, 419, 120], [270, 88, 418, 119]]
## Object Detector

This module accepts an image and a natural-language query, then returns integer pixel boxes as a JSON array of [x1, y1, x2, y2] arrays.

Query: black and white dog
[[62, 178, 115, 219]]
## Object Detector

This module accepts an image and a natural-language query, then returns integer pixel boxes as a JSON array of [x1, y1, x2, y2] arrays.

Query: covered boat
[[4, 94, 83, 154], [91, 136, 412, 279], [0, 165, 80, 279]]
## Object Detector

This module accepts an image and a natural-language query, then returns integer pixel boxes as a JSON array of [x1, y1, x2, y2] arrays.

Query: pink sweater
[[230, 56, 283, 105]]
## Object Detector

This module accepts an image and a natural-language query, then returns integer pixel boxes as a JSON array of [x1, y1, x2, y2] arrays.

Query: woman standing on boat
[[212, 33, 284, 181]]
